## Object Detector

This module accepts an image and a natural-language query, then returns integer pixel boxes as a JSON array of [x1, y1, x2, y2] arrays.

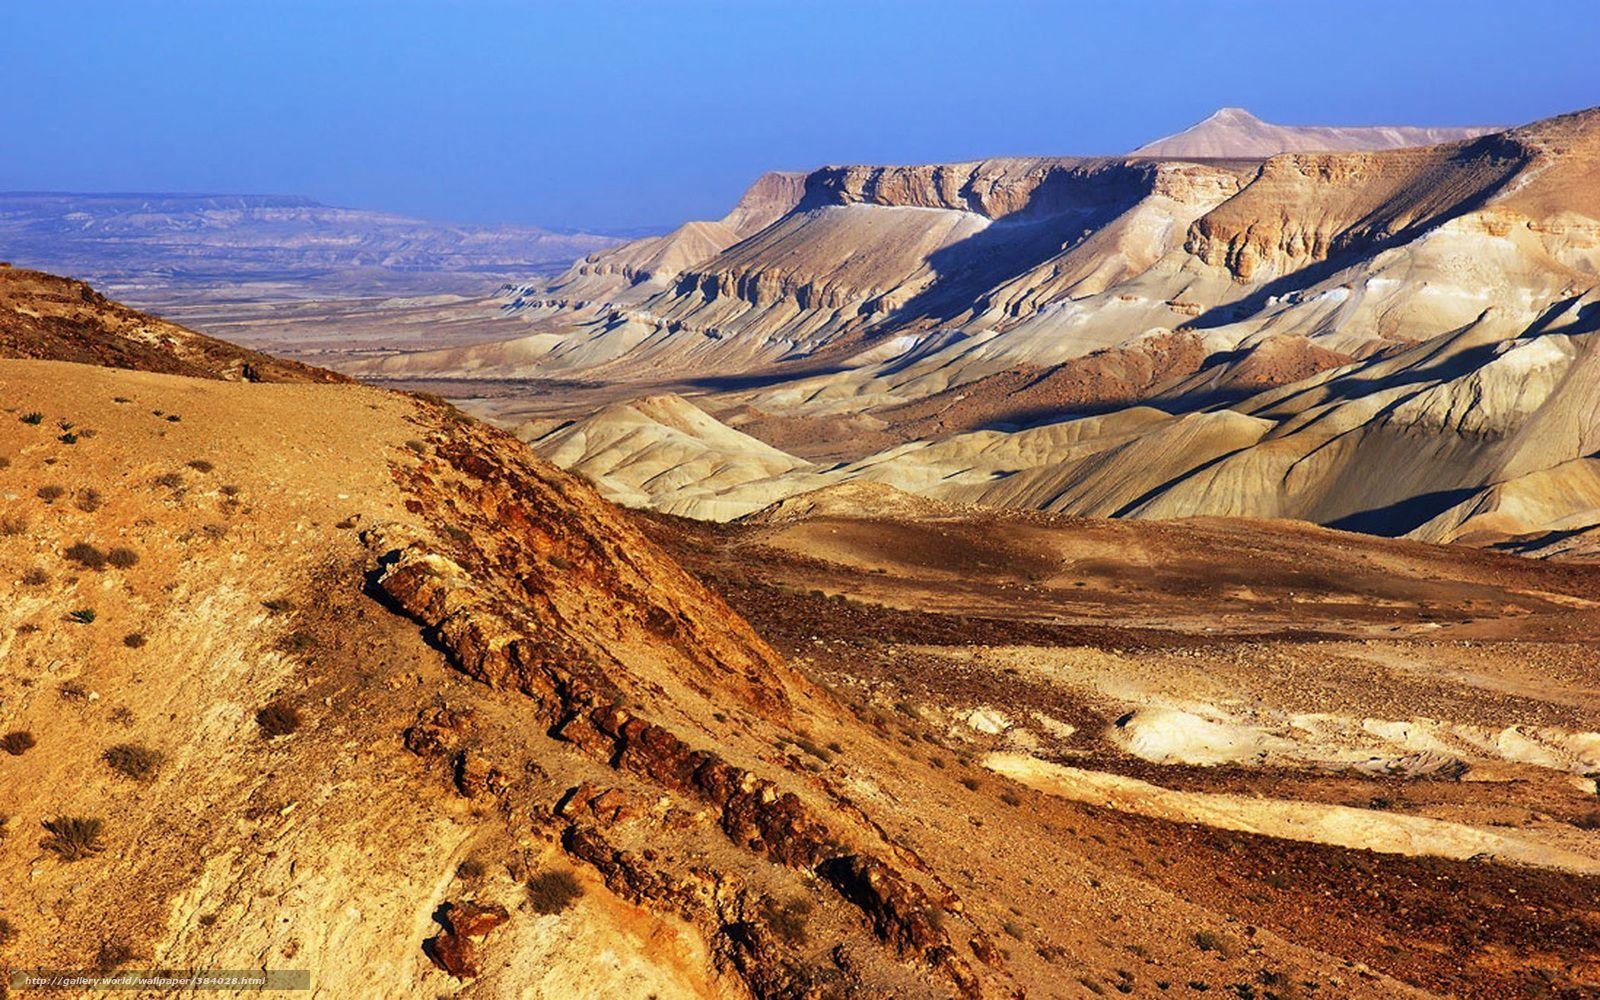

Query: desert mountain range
[[335, 106, 1600, 559]]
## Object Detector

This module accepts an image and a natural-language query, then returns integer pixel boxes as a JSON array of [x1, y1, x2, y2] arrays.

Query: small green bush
[[20, 412, 43, 425], [41, 815, 104, 861], [68, 609, 97, 624], [58, 432, 78, 445], [526, 870, 584, 914]]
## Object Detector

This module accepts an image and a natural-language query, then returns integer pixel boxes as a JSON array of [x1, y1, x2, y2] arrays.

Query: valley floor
[[642, 507, 1600, 998]]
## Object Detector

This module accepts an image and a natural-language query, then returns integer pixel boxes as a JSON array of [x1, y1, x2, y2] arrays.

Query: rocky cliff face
[[1184, 133, 1536, 281], [720, 171, 810, 237]]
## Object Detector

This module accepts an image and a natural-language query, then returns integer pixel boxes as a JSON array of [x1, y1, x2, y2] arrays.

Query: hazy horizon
[[4, 0, 1596, 232]]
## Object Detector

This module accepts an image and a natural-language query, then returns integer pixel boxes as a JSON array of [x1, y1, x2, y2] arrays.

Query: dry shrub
[[37, 485, 65, 502], [106, 547, 139, 569], [64, 542, 108, 570], [0, 515, 28, 536], [186, 459, 214, 472], [103, 743, 165, 781], [761, 897, 813, 946], [256, 702, 302, 738], [41, 815, 104, 861], [277, 630, 316, 653], [526, 870, 584, 914], [123, 632, 147, 648], [1, 731, 36, 756], [22, 567, 48, 586], [75, 488, 105, 512], [1193, 929, 1236, 958], [93, 937, 136, 970]]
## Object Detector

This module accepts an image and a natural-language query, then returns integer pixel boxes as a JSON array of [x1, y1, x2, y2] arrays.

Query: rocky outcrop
[[720, 171, 809, 237], [372, 404, 991, 996], [1185, 132, 1536, 280], [426, 901, 510, 979]]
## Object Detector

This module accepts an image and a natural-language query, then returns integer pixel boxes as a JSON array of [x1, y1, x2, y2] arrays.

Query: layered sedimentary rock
[[357, 107, 1600, 553]]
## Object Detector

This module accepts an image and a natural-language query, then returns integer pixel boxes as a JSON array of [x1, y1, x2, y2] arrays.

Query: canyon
[[4, 266, 1599, 997], [4, 100, 1600, 1000], [316, 107, 1600, 561]]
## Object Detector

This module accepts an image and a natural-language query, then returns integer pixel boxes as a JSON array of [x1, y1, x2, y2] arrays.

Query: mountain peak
[[1206, 107, 1262, 125], [1131, 109, 1496, 158]]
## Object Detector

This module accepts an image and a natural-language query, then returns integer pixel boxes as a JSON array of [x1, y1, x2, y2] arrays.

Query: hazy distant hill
[[0, 192, 621, 306], [1131, 107, 1496, 158]]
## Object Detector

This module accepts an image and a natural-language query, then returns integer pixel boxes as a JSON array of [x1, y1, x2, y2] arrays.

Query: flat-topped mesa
[[802, 158, 1135, 220], [800, 157, 1248, 221], [646, 158, 1246, 327]]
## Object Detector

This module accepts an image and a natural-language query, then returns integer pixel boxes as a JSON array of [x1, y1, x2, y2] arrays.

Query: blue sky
[[3, 1, 1595, 232]]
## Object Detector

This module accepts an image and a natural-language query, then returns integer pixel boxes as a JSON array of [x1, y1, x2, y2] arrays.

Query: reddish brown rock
[[445, 900, 509, 938], [427, 900, 510, 980]]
